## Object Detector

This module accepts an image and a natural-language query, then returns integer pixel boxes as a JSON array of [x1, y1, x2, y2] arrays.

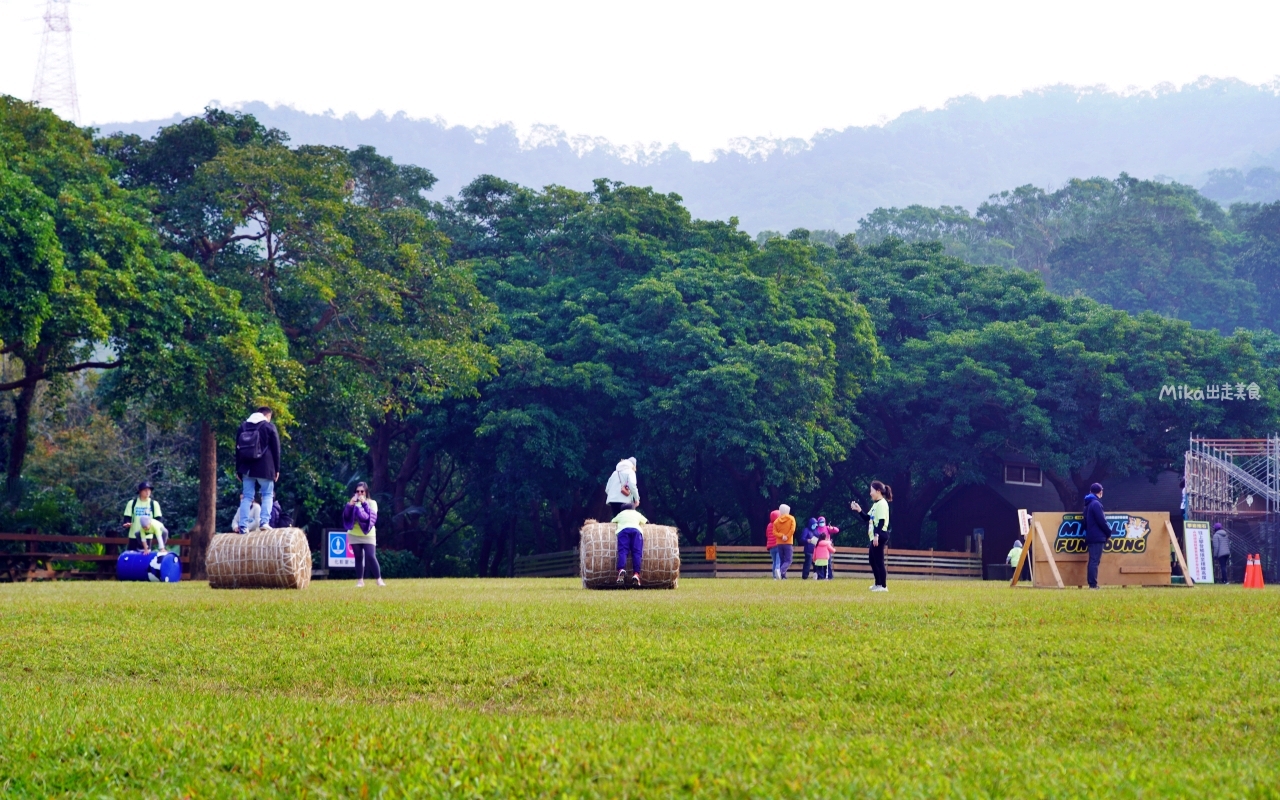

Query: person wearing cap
[[1082, 482, 1111, 589], [1212, 523, 1231, 583], [122, 481, 167, 553], [773, 504, 797, 579], [605, 457, 640, 514]]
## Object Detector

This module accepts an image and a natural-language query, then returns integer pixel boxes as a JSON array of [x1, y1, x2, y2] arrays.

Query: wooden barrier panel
[[1030, 511, 1173, 587]]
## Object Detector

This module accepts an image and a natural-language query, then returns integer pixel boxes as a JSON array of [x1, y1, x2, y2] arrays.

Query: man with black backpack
[[235, 407, 282, 534]]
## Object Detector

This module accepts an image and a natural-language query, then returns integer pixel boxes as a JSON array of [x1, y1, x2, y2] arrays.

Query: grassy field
[[0, 578, 1277, 799]]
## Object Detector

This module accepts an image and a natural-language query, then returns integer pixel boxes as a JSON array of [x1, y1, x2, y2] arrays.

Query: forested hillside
[[103, 80, 1280, 233], [843, 175, 1280, 333], [5, 99, 1279, 577]]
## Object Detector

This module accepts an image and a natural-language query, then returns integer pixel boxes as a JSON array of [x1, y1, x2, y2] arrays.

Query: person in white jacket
[[605, 457, 640, 514]]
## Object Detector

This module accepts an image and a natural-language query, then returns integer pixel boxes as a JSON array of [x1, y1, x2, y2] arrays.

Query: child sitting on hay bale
[[612, 506, 648, 586]]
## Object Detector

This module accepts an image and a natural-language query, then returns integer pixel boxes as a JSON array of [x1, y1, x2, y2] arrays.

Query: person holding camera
[[342, 482, 383, 587]]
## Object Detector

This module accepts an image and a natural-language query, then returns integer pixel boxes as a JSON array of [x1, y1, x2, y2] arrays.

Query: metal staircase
[[1185, 436, 1279, 582], [1185, 436, 1280, 514]]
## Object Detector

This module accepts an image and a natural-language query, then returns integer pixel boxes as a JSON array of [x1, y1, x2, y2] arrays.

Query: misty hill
[[102, 79, 1280, 234]]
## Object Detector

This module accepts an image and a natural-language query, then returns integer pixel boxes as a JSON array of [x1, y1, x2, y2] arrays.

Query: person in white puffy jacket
[[605, 457, 640, 514]]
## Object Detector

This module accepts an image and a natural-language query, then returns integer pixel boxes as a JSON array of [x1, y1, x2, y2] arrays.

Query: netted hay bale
[[580, 521, 680, 589], [207, 528, 311, 589]]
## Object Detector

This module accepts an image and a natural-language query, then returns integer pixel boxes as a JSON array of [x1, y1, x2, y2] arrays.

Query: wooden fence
[[515, 544, 981, 580], [0, 532, 192, 581]]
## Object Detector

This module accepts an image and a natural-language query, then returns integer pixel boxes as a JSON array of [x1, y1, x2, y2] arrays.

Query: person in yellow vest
[[1006, 538, 1023, 567], [121, 481, 167, 553], [851, 480, 892, 591]]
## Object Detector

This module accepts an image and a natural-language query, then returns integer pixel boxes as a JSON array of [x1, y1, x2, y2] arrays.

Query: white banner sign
[[1184, 521, 1214, 584]]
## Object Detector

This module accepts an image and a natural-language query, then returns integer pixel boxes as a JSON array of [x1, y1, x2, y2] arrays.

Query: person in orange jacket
[[773, 504, 797, 579]]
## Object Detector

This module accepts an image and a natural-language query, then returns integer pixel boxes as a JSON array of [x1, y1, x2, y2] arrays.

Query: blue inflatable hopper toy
[[117, 551, 182, 583]]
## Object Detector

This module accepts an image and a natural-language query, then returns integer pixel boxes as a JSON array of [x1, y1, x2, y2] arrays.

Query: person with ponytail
[[851, 481, 892, 592]]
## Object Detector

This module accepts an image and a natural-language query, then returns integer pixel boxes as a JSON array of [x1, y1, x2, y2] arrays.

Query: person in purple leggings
[[612, 506, 648, 587], [343, 482, 384, 587]]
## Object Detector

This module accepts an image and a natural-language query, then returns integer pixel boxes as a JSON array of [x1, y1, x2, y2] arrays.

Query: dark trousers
[[1087, 541, 1105, 587], [1219, 555, 1231, 583], [353, 543, 381, 581], [616, 528, 643, 573], [776, 544, 794, 578], [869, 539, 888, 587], [802, 550, 815, 579]]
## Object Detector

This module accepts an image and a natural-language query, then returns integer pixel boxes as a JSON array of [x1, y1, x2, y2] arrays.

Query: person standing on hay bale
[[852, 481, 892, 592], [800, 518, 820, 579], [235, 407, 282, 534], [773, 504, 797, 579], [612, 505, 648, 586], [343, 482, 384, 587], [766, 510, 780, 578], [1082, 483, 1110, 590], [606, 457, 640, 514]]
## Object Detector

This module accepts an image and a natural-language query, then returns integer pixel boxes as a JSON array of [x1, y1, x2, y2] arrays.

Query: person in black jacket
[[234, 407, 282, 533], [1082, 482, 1111, 589]]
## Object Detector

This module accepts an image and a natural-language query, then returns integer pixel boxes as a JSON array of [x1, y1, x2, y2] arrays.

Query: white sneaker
[[376, 579, 386, 587], [773, 568, 781, 579], [356, 580, 364, 588]]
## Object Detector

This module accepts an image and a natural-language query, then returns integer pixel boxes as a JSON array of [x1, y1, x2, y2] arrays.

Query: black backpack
[[236, 421, 267, 461]]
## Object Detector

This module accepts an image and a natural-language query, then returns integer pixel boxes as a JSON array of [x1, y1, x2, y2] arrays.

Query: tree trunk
[[5, 379, 37, 499], [1044, 470, 1082, 513], [367, 418, 398, 497], [190, 421, 218, 580], [391, 439, 422, 530], [890, 472, 949, 549]]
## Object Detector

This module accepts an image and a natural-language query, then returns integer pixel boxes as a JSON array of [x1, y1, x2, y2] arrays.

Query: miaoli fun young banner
[[1030, 511, 1173, 587]]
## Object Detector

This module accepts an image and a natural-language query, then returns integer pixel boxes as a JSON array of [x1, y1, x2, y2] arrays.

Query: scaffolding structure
[[1184, 436, 1280, 581]]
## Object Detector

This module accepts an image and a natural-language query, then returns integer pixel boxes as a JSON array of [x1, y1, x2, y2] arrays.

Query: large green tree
[[0, 98, 274, 542], [435, 177, 880, 558], [103, 112, 496, 545]]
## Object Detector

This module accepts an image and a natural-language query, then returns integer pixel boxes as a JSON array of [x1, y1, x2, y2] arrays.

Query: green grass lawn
[[1, 578, 1277, 798]]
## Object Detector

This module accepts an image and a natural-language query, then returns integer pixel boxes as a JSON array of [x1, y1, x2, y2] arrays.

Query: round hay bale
[[207, 528, 311, 589], [579, 521, 679, 589]]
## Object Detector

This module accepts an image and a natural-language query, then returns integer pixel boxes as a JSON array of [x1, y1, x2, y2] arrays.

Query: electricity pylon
[[31, 0, 80, 123]]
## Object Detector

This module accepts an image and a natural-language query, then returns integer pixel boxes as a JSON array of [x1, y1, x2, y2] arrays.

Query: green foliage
[[859, 175, 1280, 335], [0, 98, 270, 506], [832, 238, 1280, 544], [1, 580, 1277, 796], [435, 177, 880, 547]]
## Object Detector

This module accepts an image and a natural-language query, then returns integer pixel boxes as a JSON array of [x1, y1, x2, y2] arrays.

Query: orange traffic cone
[[1256, 555, 1266, 589], [1245, 554, 1261, 589]]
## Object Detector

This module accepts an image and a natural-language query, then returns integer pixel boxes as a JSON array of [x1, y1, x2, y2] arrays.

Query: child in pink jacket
[[813, 531, 836, 580]]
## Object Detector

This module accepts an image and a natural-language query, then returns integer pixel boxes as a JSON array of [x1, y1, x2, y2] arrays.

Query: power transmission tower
[[31, 0, 80, 123]]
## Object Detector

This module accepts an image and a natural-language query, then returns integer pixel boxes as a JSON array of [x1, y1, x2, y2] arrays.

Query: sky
[[2, 0, 1280, 159]]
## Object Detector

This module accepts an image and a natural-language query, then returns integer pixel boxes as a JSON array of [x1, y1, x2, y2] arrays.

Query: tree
[[104, 112, 496, 551], [437, 177, 880, 555]]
